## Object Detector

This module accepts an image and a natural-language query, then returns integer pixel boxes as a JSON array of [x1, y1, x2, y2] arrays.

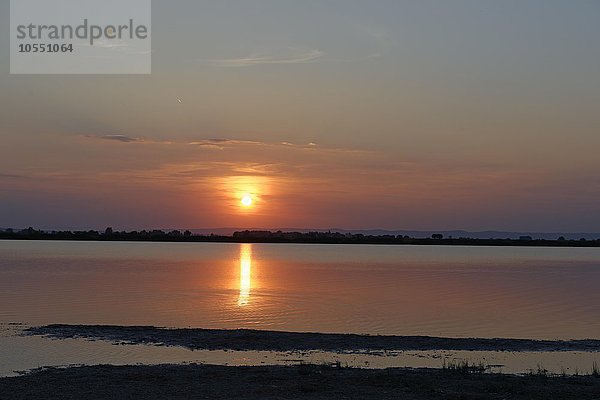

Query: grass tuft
[[527, 364, 549, 377], [442, 358, 486, 374]]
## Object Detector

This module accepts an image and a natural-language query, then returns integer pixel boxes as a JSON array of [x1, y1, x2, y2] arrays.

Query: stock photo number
[[18, 43, 74, 53]]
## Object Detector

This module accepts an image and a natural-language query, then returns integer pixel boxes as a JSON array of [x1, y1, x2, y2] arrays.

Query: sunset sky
[[1, 0, 599, 231]]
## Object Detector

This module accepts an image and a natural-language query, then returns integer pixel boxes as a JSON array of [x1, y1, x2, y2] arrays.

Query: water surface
[[1, 240, 599, 340]]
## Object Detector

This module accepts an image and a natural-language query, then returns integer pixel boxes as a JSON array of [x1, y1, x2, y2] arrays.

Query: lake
[[1, 240, 599, 340]]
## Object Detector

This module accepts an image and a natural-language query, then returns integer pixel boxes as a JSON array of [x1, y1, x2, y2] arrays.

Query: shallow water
[[1, 240, 600, 339], [1, 325, 598, 377]]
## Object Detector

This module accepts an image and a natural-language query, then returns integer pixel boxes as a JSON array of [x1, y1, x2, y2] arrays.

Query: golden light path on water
[[238, 244, 252, 306]]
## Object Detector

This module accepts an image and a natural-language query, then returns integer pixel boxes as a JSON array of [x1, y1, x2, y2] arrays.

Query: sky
[[1, 0, 599, 231]]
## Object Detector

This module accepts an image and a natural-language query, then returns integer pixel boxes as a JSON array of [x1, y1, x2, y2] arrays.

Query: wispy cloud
[[188, 139, 320, 149], [82, 133, 360, 155], [0, 173, 25, 179], [81, 40, 153, 56], [188, 139, 263, 149], [204, 48, 324, 68], [359, 25, 390, 59], [91, 134, 143, 143], [83, 134, 172, 144], [281, 141, 318, 149]]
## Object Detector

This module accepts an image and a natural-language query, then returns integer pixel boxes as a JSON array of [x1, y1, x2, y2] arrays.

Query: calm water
[[1, 240, 599, 340]]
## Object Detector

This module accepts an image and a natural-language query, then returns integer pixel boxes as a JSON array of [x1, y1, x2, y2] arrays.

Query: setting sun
[[241, 195, 253, 207]]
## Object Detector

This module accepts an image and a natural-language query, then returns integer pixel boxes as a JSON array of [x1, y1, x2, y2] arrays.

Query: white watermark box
[[10, 0, 151, 74]]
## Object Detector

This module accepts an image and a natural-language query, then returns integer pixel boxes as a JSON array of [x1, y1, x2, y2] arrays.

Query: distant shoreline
[[2, 229, 600, 247]]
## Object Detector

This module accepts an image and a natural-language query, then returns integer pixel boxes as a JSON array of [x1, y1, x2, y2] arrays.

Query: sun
[[241, 195, 253, 207]]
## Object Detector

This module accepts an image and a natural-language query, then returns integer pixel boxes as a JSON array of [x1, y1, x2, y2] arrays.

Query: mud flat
[[26, 324, 600, 352]]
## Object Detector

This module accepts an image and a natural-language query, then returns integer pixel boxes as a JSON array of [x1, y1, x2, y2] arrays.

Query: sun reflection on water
[[238, 244, 252, 306]]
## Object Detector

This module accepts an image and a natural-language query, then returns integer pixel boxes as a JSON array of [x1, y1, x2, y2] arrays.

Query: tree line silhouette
[[1, 227, 599, 247]]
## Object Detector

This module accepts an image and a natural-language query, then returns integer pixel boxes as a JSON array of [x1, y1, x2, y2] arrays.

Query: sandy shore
[[2, 363, 600, 400], [26, 324, 600, 352]]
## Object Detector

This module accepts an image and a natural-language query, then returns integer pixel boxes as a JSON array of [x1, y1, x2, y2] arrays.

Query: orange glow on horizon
[[217, 175, 273, 214]]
